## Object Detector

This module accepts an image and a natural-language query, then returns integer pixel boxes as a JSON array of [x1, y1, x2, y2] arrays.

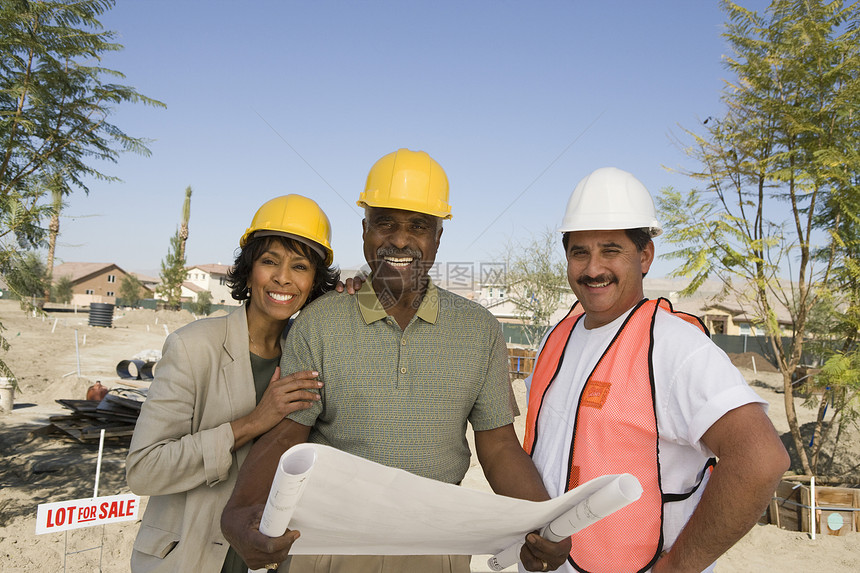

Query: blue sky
[[53, 0, 771, 280]]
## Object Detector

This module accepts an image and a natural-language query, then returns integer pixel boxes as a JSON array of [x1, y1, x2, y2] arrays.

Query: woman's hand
[[231, 368, 321, 450]]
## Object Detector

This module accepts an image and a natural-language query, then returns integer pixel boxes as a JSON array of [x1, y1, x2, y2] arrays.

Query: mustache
[[576, 274, 615, 286], [376, 247, 422, 259]]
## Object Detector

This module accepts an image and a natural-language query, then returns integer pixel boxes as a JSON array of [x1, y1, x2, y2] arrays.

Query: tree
[[51, 274, 73, 303], [157, 231, 186, 311], [119, 273, 143, 307], [658, 0, 860, 476], [5, 250, 47, 302], [0, 0, 164, 382], [158, 187, 195, 311], [178, 186, 192, 261], [43, 178, 64, 300], [502, 229, 570, 347], [192, 290, 212, 316]]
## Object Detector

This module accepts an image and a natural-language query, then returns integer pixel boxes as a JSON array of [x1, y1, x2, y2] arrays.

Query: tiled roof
[[52, 262, 121, 283], [188, 263, 232, 276], [181, 281, 205, 294]]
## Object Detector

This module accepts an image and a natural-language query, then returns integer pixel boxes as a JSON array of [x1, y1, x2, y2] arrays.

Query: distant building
[[129, 271, 159, 294], [52, 262, 150, 306], [182, 264, 236, 305], [474, 281, 519, 321], [480, 276, 795, 338]]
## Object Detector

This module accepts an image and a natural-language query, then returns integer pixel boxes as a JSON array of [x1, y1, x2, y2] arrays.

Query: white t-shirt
[[523, 305, 766, 573]]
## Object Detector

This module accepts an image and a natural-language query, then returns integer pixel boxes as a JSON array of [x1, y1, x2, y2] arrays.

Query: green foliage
[[4, 250, 47, 301], [0, 0, 164, 383], [119, 274, 143, 307], [157, 231, 186, 311], [0, 0, 165, 200], [809, 350, 860, 462], [502, 229, 570, 348], [658, 0, 860, 476], [192, 290, 212, 316], [51, 275, 73, 304]]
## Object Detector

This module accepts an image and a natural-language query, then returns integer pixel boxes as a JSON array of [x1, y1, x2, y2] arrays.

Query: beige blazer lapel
[[222, 305, 257, 424]]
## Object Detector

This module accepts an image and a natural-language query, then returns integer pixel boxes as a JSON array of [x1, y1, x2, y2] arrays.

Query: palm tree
[[44, 181, 64, 301], [179, 186, 192, 261]]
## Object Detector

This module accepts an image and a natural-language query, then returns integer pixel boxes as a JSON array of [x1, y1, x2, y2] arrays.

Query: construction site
[[1, 299, 859, 572]]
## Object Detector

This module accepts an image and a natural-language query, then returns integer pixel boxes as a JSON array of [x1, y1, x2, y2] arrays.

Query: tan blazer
[[126, 305, 275, 572]]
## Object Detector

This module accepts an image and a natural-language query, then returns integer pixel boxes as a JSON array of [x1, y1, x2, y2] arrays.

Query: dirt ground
[[1, 299, 858, 572]]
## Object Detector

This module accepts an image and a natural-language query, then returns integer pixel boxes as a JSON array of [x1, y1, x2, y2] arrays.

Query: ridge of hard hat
[[357, 148, 453, 219], [240, 194, 334, 266], [558, 166, 663, 237]]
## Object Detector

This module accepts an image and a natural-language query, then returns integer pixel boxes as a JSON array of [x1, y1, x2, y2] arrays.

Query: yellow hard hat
[[357, 148, 452, 219], [240, 194, 334, 266]]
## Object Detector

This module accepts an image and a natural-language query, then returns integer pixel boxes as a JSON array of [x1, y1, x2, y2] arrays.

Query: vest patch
[[582, 379, 611, 409]]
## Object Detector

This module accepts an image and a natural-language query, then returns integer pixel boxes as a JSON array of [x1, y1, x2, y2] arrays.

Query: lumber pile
[[43, 389, 145, 442]]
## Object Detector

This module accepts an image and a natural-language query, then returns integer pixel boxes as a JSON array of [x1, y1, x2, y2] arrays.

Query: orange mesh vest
[[523, 298, 710, 573]]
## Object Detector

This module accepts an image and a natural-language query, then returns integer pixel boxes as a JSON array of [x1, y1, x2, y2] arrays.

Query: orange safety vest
[[523, 298, 713, 573]]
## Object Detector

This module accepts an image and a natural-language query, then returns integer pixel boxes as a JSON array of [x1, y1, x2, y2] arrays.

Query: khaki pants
[[286, 554, 471, 573]]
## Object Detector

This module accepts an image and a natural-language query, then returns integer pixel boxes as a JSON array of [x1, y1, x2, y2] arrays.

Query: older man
[[221, 149, 570, 573], [522, 167, 789, 573]]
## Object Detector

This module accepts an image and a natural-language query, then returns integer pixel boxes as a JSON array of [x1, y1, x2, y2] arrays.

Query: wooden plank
[[56, 399, 99, 413], [771, 480, 804, 532], [102, 392, 144, 411]]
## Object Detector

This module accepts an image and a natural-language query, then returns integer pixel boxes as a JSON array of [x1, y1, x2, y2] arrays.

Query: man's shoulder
[[653, 307, 711, 340], [295, 291, 356, 319], [652, 308, 731, 368], [434, 286, 500, 323]]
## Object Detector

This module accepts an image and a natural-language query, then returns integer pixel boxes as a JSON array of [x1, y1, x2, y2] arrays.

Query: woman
[[126, 194, 339, 573]]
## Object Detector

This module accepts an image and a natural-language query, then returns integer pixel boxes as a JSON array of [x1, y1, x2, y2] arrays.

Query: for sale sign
[[35, 493, 139, 534]]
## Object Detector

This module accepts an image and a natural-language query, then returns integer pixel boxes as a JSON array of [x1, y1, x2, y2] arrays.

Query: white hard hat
[[559, 167, 662, 237]]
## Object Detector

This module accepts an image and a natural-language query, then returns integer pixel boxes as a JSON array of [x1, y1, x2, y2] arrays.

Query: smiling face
[[246, 239, 316, 325], [565, 229, 654, 329], [362, 206, 442, 301]]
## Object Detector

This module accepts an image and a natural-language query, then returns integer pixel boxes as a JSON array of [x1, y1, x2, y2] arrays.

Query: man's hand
[[520, 531, 571, 571], [221, 420, 313, 568], [334, 275, 365, 294], [220, 502, 300, 570]]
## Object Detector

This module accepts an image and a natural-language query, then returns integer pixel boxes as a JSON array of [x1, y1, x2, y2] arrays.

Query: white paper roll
[[248, 445, 318, 573], [487, 474, 642, 571]]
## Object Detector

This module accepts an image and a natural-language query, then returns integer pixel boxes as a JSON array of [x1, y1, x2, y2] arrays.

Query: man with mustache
[[221, 149, 571, 573], [521, 167, 789, 573]]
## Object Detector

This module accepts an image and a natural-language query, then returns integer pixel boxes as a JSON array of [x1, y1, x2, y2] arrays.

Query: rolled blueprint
[[487, 473, 642, 571], [248, 445, 318, 573]]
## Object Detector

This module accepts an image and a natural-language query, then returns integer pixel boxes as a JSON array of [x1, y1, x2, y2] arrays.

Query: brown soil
[[727, 351, 780, 373]]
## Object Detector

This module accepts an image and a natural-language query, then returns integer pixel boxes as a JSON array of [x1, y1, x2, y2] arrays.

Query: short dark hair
[[227, 235, 339, 303], [561, 228, 652, 252]]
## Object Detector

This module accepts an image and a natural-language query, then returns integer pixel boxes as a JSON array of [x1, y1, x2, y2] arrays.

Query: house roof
[[182, 281, 205, 294], [669, 290, 794, 325], [130, 271, 159, 285], [52, 262, 124, 283], [188, 263, 232, 276]]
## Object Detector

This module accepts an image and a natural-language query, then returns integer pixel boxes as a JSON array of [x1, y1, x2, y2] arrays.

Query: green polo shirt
[[284, 280, 514, 484]]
